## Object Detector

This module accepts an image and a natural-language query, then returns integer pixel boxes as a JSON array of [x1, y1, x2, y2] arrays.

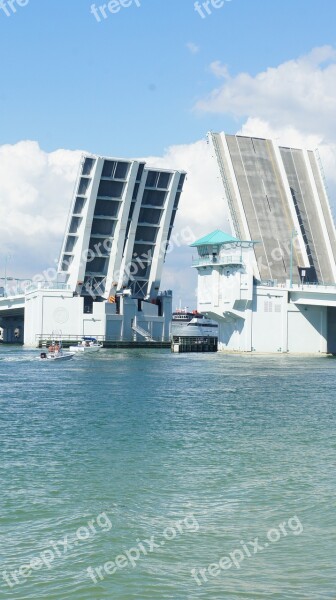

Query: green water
[[0, 347, 335, 599]]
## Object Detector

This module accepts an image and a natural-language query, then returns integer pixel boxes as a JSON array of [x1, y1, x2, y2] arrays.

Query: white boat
[[69, 337, 103, 353], [38, 341, 75, 362], [171, 310, 219, 337]]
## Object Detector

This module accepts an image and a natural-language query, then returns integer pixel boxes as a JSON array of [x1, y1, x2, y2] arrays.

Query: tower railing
[[192, 255, 244, 267]]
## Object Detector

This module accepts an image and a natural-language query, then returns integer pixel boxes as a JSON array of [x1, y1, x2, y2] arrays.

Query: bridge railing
[[36, 334, 106, 344], [35, 333, 168, 344], [289, 283, 336, 292], [26, 282, 71, 293], [0, 281, 71, 298], [0, 289, 27, 300]]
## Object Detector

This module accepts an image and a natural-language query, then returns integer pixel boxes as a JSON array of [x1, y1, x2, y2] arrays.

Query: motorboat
[[38, 338, 75, 362], [69, 337, 103, 353]]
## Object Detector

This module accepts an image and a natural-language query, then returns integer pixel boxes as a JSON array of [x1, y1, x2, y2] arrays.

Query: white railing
[[36, 334, 105, 344], [27, 282, 71, 293], [131, 322, 155, 342], [290, 283, 336, 292], [192, 255, 244, 267], [257, 280, 279, 287], [35, 333, 166, 344], [0, 289, 26, 299], [257, 280, 336, 292]]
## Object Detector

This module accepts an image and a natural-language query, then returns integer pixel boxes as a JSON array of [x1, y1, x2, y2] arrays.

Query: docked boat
[[171, 309, 219, 353], [171, 310, 219, 337], [69, 337, 103, 353]]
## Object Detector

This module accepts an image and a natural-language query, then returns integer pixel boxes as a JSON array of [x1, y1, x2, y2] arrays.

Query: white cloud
[[186, 42, 200, 55], [209, 60, 230, 79], [196, 45, 336, 141], [0, 141, 82, 279], [238, 118, 322, 149]]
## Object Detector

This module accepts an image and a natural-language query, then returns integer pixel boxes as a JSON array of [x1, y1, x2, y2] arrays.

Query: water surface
[[0, 347, 335, 599]]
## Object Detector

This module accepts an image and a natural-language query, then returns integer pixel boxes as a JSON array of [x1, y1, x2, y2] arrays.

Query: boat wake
[[0, 355, 34, 363]]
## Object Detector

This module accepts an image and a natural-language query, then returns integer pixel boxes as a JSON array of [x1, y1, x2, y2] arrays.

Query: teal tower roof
[[190, 230, 241, 247]]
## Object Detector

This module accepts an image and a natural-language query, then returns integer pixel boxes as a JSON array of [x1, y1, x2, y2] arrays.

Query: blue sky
[[1, 0, 335, 156]]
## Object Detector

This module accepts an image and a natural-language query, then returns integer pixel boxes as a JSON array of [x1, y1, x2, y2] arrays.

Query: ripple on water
[[0, 349, 335, 599]]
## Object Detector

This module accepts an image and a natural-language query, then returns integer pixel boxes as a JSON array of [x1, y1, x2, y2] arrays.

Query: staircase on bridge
[[131, 318, 155, 342]]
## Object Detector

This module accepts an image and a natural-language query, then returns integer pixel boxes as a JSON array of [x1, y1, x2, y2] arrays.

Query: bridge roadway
[[0, 292, 25, 343], [289, 283, 336, 307], [0, 292, 25, 317]]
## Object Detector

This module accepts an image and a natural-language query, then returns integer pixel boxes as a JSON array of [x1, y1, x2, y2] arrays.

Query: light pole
[[289, 230, 297, 289], [4, 254, 11, 297], [301, 269, 306, 290]]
